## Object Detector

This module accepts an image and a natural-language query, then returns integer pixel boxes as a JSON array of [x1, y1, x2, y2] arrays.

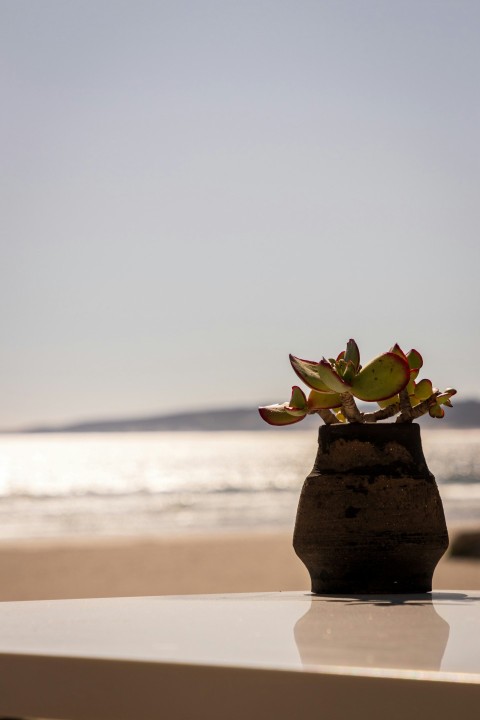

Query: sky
[[1, 0, 479, 429]]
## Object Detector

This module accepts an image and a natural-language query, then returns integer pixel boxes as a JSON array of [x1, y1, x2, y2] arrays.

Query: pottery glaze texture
[[293, 423, 449, 594]]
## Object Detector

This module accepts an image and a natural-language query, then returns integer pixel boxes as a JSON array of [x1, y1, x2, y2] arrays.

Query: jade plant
[[259, 339, 456, 426]]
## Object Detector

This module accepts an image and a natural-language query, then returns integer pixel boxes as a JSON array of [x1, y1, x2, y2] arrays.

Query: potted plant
[[259, 340, 456, 594]]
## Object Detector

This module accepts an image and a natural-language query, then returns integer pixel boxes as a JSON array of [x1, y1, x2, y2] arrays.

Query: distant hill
[[418, 399, 480, 429], [5, 399, 480, 433], [13, 406, 285, 433]]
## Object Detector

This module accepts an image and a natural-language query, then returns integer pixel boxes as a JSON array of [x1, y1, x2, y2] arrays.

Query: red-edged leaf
[[290, 386, 307, 410], [289, 355, 331, 392], [389, 343, 407, 361], [351, 352, 410, 402], [258, 404, 306, 426], [406, 349, 423, 371], [317, 359, 351, 393]]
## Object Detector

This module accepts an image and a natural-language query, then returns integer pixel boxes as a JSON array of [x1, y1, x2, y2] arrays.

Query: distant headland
[[3, 399, 480, 434]]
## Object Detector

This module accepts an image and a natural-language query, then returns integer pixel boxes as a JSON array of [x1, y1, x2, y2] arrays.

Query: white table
[[1, 591, 479, 720]]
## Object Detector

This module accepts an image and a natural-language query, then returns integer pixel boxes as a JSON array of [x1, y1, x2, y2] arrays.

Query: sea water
[[0, 429, 479, 539]]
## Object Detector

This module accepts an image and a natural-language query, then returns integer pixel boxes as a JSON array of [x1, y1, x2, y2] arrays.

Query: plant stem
[[363, 403, 401, 423], [397, 388, 413, 422], [404, 392, 440, 421], [340, 392, 364, 423], [315, 408, 338, 425]]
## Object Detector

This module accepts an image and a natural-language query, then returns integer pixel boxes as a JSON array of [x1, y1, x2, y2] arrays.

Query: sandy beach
[[0, 529, 478, 601]]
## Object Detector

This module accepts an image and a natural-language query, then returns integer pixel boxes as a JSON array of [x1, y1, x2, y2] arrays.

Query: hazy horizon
[[1, 395, 478, 434], [2, 1, 479, 428]]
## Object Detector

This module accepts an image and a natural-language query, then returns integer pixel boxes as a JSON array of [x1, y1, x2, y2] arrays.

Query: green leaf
[[437, 388, 457, 406], [415, 378, 433, 401], [307, 389, 343, 410], [334, 358, 347, 376], [406, 377, 416, 395], [377, 394, 399, 409], [289, 355, 331, 392], [289, 386, 307, 410], [344, 338, 360, 371], [342, 360, 356, 384], [406, 349, 423, 371], [351, 352, 410, 402], [429, 404, 445, 419], [317, 359, 351, 393], [258, 404, 306, 426]]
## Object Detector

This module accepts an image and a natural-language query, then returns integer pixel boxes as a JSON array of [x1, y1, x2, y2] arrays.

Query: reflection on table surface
[[295, 593, 450, 671], [0, 591, 479, 680]]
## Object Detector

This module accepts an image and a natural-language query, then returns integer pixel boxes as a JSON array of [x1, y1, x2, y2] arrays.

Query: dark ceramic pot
[[293, 423, 449, 594]]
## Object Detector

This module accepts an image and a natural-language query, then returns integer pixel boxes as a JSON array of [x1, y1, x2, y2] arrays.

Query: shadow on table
[[308, 591, 480, 606]]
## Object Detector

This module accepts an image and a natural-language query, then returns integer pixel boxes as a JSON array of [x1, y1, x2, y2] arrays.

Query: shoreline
[[0, 528, 478, 602]]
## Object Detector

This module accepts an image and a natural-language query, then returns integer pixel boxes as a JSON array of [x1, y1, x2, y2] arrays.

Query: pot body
[[293, 423, 449, 594]]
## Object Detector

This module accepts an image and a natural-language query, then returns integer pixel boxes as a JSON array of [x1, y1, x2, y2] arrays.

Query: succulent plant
[[259, 339, 456, 426]]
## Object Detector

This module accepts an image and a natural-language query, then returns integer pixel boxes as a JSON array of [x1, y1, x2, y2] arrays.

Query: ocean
[[0, 429, 479, 539]]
